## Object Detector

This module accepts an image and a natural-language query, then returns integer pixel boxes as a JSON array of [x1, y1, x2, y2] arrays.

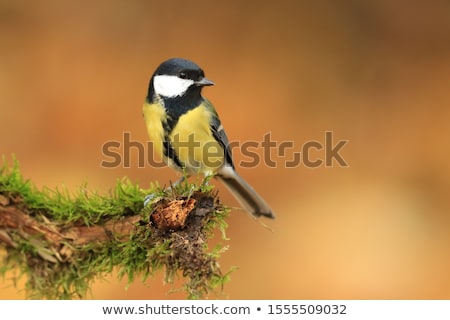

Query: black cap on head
[[155, 58, 203, 77]]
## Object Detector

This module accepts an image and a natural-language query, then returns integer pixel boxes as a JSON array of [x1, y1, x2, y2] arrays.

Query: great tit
[[143, 58, 275, 219]]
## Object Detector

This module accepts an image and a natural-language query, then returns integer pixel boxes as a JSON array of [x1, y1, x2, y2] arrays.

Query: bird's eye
[[179, 72, 187, 79]]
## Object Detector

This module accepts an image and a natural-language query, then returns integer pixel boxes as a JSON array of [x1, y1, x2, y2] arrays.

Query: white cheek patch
[[153, 75, 194, 98]]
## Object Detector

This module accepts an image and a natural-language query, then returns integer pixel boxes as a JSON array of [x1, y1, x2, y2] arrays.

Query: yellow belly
[[170, 105, 224, 175], [143, 102, 224, 175]]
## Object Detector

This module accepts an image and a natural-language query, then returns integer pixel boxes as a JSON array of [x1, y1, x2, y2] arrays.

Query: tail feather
[[216, 168, 275, 219]]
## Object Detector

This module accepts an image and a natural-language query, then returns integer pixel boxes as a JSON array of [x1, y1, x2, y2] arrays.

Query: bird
[[142, 58, 275, 219]]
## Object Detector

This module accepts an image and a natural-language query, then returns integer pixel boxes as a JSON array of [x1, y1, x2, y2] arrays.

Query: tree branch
[[0, 161, 231, 299]]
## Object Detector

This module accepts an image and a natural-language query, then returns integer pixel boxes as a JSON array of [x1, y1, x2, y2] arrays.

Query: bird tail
[[216, 167, 275, 219]]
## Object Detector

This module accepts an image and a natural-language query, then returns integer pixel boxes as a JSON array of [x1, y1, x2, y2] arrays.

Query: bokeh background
[[1, 0, 450, 299]]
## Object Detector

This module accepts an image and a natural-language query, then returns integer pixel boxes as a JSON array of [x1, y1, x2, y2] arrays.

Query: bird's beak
[[195, 77, 214, 87]]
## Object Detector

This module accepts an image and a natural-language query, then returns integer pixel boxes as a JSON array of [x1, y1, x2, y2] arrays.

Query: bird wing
[[203, 99, 235, 169]]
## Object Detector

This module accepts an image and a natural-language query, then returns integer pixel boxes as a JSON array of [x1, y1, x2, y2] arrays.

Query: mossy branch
[[0, 159, 231, 299]]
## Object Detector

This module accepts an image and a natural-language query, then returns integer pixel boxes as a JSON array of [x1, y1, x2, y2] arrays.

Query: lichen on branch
[[0, 159, 231, 299]]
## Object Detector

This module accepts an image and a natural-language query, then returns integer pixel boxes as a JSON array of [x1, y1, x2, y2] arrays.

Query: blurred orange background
[[1, 0, 450, 299]]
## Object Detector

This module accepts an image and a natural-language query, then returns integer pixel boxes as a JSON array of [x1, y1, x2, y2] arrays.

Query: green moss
[[0, 158, 232, 299]]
